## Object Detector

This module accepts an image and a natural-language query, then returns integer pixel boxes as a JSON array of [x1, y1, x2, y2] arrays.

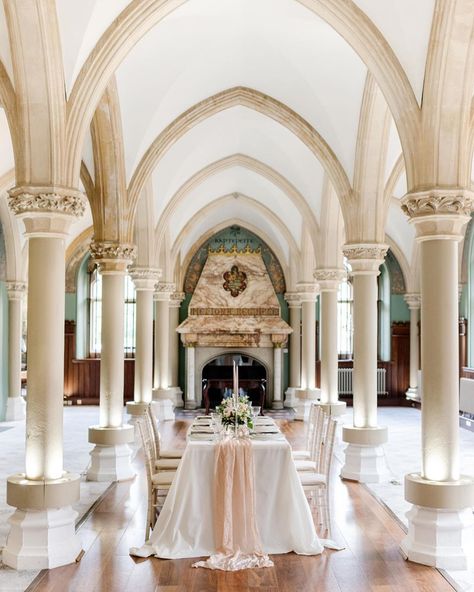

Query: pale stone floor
[[0, 405, 473, 590]]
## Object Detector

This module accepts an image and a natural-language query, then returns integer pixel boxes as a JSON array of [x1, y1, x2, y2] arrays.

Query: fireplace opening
[[201, 353, 267, 413]]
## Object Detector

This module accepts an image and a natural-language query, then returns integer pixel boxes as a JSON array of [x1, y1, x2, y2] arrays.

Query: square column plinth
[[340, 426, 389, 483], [87, 425, 135, 482]]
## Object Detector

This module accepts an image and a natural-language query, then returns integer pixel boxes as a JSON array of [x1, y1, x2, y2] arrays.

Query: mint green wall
[[391, 294, 410, 322], [65, 293, 77, 321], [0, 281, 8, 420], [460, 284, 468, 319]]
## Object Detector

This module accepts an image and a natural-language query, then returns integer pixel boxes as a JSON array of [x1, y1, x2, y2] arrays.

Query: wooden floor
[[28, 418, 453, 592]]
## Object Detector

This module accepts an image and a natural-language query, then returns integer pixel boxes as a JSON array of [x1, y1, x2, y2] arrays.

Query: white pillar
[[184, 342, 197, 409], [314, 269, 347, 416], [4, 188, 84, 570], [284, 292, 301, 408], [272, 342, 284, 409], [404, 293, 421, 402], [400, 190, 474, 569], [5, 282, 26, 421], [152, 282, 178, 420], [294, 284, 319, 420], [340, 244, 389, 483], [168, 291, 184, 406], [126, 269, 160, 423], [87, 242, 135, 482]]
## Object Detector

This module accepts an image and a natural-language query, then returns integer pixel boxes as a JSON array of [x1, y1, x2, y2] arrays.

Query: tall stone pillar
[[294, 284, 319, 420], [5, 282, 26, 421], [314, 269, 346, 416], [168, 291, 185, 406], [4, 188, 85, 569], [272, 341, 284, 409], [340, 244, 389, 483], [184, 340, 197, 409], [404, 293, 421, 402], [284, 292, 301, 408], [126, 268, 160, 422], [153, 282, 179, 420], [87, 242, 136, 482], [399, 190, 474, 569]]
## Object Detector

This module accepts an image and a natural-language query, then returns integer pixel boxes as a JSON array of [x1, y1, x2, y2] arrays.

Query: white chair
[[298, 416, 337, 536], [137, 419, 177, 540], [146, 406, 183, 469], [292, 403, 322, 460], [294, 406, 326, 472]]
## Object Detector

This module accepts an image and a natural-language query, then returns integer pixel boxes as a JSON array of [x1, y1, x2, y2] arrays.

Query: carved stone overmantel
[[401, 189, 474, 241]]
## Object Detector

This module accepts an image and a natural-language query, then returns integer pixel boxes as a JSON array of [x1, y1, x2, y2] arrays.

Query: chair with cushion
[[292, 404, 324, 463], [298, 416, 337, 536], [146, 406, 183, 467]]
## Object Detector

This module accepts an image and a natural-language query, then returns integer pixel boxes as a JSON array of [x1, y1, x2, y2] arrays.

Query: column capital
[[129, 267, 161, 291], [170, 291, 185, 308], [90, 240, 136, 274], [401, 189, 473, 241], [6, 281, 27, 300], [8, 186, 86, 237], [313, 268, 346, 291], [284, 292, 301, 308], [342, 243, 388, 274], [296, 283, 319, 302], [154, 282, 176, 301], [404, 293, 421, 309]]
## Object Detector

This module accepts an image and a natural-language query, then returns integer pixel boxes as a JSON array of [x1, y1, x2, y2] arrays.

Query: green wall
[[391, 294, 410, 323], [65, 293, 77, 321], [0, 281, 9, 420]]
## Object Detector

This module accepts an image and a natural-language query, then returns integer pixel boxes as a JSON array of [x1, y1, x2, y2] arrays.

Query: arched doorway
[[202, 352, 267, 413]]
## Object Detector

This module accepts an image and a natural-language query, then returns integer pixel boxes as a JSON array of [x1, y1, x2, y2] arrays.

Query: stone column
[[5, 282, 26, 421], [340, 244, 389, 483], [294, 284, 319, 420], [184, 340, 197, 409], [4, 188, 85, 569], [153, 282, 178, 420], [284, 292, 301, 408], [272, 341, 284, 409], [404, 293, 421, 402], [87, 242, 136, 482], [314, 269, 347, 416], [126, 268, 160, 423], [399, 190, 474, 569], [168, 291, 185, 406]]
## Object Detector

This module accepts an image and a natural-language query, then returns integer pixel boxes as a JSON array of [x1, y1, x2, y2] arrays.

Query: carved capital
[[170, 291, 185, 308], [6, 281, 27, 300], [404, 293, 421, 309], [129, 267, 161, 291], [8, 186, 87, 237], [342, 243, 388, 274], [154, 282, 176, 301], [313, 268, 346, 291], [284, 292, 301, 307], [90, 241, 136, 274], [401, 189, 473, 241], [296, 283, 319, 302]]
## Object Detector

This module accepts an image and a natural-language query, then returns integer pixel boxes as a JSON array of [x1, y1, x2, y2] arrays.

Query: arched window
[[88, 265, 136, 358], [337, 262, 353, 359]]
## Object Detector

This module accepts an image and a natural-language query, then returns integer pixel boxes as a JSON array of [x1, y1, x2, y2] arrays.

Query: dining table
[[130, 416, 333, 560]]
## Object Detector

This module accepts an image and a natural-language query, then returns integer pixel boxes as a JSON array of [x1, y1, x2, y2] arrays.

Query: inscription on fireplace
[[223, 265, 247, 297]]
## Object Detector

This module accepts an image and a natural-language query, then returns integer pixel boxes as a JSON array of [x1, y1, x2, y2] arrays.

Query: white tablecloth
[[133, 436, 325, 559]]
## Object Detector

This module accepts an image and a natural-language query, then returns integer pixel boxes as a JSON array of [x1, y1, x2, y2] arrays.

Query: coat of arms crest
[[223, 265, 247, 297]]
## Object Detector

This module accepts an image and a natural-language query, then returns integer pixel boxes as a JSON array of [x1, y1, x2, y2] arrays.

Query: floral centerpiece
[[215, 394, 254, 430]]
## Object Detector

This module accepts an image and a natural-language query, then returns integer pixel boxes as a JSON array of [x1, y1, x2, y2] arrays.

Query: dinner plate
[[190, 426, 214, 433], [253, 425, 279, 434]]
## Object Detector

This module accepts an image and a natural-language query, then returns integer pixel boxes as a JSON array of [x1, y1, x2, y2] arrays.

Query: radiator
[[337, 368, 387, 396]]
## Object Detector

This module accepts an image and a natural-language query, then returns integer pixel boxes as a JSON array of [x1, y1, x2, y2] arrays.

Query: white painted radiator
[[337, 368, 387, 396]]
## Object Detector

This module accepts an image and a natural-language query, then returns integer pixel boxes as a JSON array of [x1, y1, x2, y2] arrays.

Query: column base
[[271, 400, 284, 410], [401, 474, 474, 570], [284, 387, 299, 409], [151, 398, 175, 421], [294, 388, 320, 421], [405, 387, 420, 403], [126, 402, 150, 458], [4, 396, 26, 421], [87, 426, 135, 481], [126, 401, 150, 417], [3, 472, 81, 570], [340, 426, 389, 483], [316, 400, 347, 416], [185, 400, 199, 410], [168, 386, 184, 407]]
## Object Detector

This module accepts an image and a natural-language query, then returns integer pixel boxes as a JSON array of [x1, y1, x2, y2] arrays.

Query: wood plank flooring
[[27, 418, 453, 592]]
